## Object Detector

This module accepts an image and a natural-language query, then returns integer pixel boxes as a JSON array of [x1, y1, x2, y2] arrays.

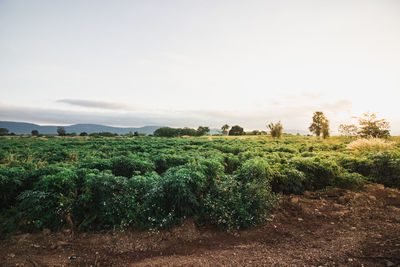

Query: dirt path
[[1, 184, 400, 266]]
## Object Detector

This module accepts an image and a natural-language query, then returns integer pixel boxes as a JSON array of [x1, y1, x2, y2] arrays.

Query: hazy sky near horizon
[[1, 0, 400, 133]]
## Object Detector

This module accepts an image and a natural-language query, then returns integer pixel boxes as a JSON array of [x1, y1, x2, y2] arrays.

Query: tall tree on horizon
[[322, 119, 330, 139], [267, 121, 283, 139], [57, 126, 66, 136], [0, 128, 9, 136], [229, 125, 244, 136], [196, 126, 210, 136], [356, 112, 390, 138], [221, 124, 230, 135], [309, 111, 328, 137]]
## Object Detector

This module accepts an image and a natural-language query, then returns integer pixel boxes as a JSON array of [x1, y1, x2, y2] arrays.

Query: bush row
[[1, 158, 276, 236], [1, 136, 399, 237]]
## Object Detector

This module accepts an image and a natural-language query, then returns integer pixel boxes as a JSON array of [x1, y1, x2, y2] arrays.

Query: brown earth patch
[[1, 184, 399, 266]]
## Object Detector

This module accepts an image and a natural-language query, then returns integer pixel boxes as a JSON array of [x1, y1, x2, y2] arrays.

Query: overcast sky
[[1, 0, 400, 133]]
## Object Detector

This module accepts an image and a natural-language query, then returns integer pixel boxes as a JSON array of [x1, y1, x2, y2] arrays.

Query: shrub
[[111, 156, 155, 177], [216, 144, 244, 155], [201, 158, 275, 230], [78, 171, 138, 230], [0, 167, 30, 209], [0, 149, 9, 164], [235, 158, 273, 185], [153, 153, 191, 174], [347, 138, 395, 152], [78, 158, 112, 171], [291, 157, 361, 191], [33, 165, 68, 178], [11, 168, 80, 231], [272, 168, 306, 194], [203, 173, 276, 230], [34, 169, 78, 193], [141, 165, 207, 229], [192, 158, 224, 183], [40, 147, 70, 163], [368, 152, 400, 189], [335, 172, 365, 190], [224, 154, 240, 174], [336, 155, 373, 177], [16, 190, 63, 231], [268, 145, 297, 153], [202, 175, 250, 230]]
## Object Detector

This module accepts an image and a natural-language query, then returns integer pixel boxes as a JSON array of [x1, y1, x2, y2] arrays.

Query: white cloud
[[57, 99, 136, 111]]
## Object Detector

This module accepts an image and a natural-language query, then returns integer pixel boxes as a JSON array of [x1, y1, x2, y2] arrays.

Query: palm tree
[[221, 124, 230, 135]]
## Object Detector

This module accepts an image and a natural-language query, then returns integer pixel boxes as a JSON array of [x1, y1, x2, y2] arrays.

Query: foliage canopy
[[0, 135, 399, 237], [229, 125, 245, 136], [356, 112, 390, 138], [309, 111, 329, 138], [267, 121, 283, 139]]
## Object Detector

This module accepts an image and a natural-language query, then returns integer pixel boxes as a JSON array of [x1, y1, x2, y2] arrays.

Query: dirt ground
[[1, 183, 399, 267]]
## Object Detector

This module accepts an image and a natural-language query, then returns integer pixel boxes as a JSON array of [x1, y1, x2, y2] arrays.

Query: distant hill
[[0, 121, 309, 136], [0, 121, 163, 135]]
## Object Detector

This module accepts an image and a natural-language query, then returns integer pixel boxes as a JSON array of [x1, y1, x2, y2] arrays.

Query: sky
[[1, 0, 400, 134]]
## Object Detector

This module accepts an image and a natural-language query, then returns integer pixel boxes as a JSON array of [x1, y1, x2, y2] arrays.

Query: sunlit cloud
[[323, 99, 352, 114]]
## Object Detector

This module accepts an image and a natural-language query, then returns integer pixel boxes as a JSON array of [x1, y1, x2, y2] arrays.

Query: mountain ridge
[[0, 121, 309, 135], [0, 121, 163, 135]]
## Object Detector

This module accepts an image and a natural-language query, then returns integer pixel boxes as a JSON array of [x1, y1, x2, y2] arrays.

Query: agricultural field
[[1, 135, 400, 265], [1, 135, 399, 234]]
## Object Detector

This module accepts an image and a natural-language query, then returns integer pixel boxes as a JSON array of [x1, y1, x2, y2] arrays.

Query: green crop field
[[1, 135, 399, 237]]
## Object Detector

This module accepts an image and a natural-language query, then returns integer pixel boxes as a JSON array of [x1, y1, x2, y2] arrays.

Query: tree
[[229, 125, 244, 136], [0, 128, 9, 136], [356, 112, 390, 138], [221, 124, 230, 136], [31, 130, 39, 136], [267, 121, 283, 139], [322, 119, 330, 139], [79, 132, 88, 136], [154, 127, 179, 137], [89, 132, 117, 138], [134, 131, 139, 137], [249, 130, 261, 135], [178, 127, 197, 136], [57, 127, 66, 136], [196, 126, 210, 136], [309, 111, 328, 137], [338, 124, 358, 137]]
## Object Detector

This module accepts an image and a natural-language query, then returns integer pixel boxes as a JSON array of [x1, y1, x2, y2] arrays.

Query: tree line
[[0, 111, 391, 138]]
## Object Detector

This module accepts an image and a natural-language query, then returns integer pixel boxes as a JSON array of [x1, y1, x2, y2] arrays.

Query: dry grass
[[346, 138, 395, 152]]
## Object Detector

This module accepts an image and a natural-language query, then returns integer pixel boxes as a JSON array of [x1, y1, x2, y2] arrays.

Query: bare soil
[[1, 184, 399, 267]]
